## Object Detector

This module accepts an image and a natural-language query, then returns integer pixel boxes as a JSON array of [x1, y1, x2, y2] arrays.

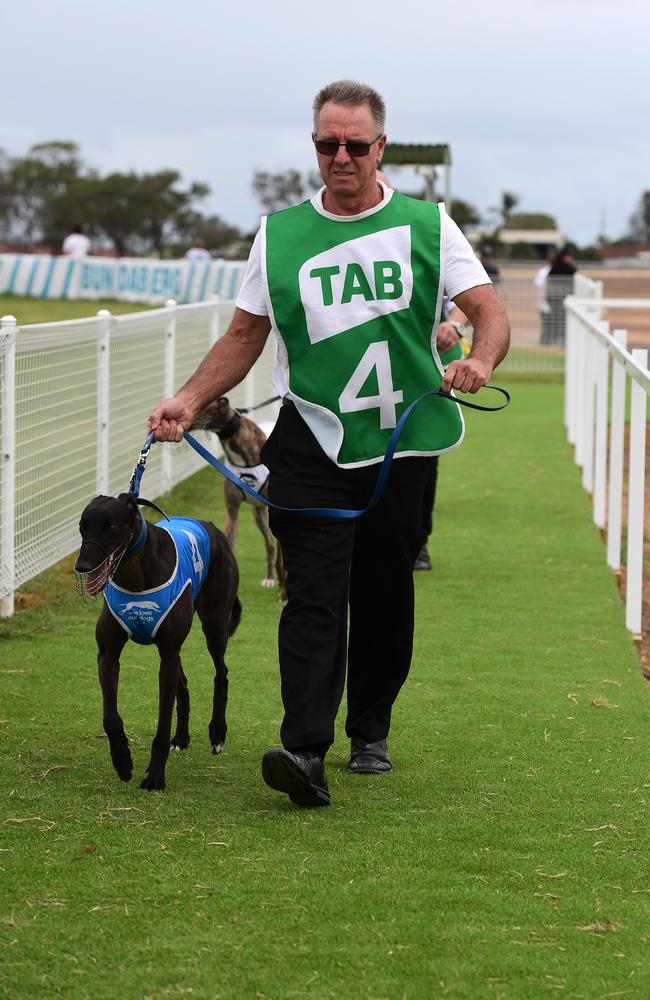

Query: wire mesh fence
[[489, 264, 650, 377], [0, 298, 280, 614]]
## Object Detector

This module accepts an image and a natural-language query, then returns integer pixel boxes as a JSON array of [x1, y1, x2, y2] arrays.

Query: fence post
[[162, 299, 176, 494], [574, 321, 586, 466], [96, 310, 111, 495], [592, 280, 604, 321], [564, 301, 575, 438], [208, 295, 221, 348], [580, 328, 596, 491], [0, 315, 17, 618], [606, 329, 628, 571], [625, 348, 648, 638], [592, 324, 609, 528]]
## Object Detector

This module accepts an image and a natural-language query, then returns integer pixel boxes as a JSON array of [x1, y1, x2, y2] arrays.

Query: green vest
[[264, 192, 463, 468]]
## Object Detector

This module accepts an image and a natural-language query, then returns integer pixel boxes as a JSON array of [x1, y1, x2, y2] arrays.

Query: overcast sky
[[2, 0, 648, 246]]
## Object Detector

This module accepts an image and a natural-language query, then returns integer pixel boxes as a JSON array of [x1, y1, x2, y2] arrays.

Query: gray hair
[[312, 80, 386, 133]]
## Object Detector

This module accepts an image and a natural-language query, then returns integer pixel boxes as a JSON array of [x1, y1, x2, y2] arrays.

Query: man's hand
[[441, 357, 492, 395], [147, 397, 195, 442], [444, 284, 510, 394]]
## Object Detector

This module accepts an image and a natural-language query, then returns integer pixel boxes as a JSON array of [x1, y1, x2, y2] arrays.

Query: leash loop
[[434, 384, 510, 411], [128, 432, 154, 497]]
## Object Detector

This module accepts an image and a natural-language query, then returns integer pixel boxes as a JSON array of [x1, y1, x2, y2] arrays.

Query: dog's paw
[[170, 734, 190, 751], [211, 742, 224, 755], [260, 578, 275, 588], [111, 749, 133, 782], [140, 771, 166, 791]]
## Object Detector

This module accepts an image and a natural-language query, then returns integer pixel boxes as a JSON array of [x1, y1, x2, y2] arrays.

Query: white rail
[[0, 299, 280, 617], [565, 296, 649, 638]]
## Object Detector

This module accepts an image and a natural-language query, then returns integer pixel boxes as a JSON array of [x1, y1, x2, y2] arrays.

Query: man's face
[[314, 101, 386, 201]]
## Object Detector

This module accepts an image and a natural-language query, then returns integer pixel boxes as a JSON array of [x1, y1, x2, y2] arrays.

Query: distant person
[[547, 247, 576, 345], [414, 299, 469, 572], [62, 225, 90, 257], [185, 238, 210, 261], [534, 255, 553, 345], [374, 170, 470, 573]]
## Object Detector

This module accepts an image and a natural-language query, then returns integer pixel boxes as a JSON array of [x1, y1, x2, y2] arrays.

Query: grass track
[[1, 383, 649, 999], [0, 293, 153, 325]]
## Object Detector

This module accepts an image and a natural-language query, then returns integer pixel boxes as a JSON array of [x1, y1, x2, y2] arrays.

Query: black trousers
[[261, 404, 430, 758], [421, 456, 439, 547]]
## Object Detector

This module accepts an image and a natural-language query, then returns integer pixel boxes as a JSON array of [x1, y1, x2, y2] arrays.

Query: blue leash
[[130, 384, 509, 519]]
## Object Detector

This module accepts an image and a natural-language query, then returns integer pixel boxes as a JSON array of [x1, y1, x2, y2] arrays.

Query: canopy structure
[[381, 143, 452, 205]]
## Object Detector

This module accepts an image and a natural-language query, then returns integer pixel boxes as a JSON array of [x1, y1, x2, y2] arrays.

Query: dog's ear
[[117, 492, 140, 517], [217, 397, 230, 411], [135, 496, 171, 520]]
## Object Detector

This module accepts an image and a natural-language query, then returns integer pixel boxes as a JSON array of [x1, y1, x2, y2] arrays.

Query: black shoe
[[414, 545, 431, 571], [262, 749, 330, 807], [348, 737, 392, 774]]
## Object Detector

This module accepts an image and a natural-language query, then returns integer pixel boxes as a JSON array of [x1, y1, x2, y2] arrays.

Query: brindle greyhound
[[75, 492, 241, 791], [191, 397, 286, 599]]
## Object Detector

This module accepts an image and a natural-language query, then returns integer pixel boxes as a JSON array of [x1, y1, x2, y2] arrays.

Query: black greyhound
[[75, 492, 241, 791]]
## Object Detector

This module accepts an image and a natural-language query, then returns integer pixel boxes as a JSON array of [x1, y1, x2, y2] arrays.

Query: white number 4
[[338, 341, 403, 430]]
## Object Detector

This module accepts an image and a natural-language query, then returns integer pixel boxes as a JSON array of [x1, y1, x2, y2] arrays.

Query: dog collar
[[125, 513, 147, 557], [217, 412, 242, 441]]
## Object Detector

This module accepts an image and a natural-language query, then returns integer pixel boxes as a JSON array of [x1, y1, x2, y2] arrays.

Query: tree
[[627, 191, 650, 243], [0, 140, 231, 255], [7, 141, 84, 244], [71, 170, 210, 256], [182, 213, 242, 252], [503, 212, 557, 230], [139, 171, 210, 256], [0, 148, 12, 240], [449, 198, 481, 231], [252, 169, 321, 212], [489, 190, 520, 231]]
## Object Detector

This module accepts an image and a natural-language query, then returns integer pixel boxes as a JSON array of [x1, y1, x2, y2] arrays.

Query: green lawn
[[0, 294, 153, 326], [1, 383, 649, 999]]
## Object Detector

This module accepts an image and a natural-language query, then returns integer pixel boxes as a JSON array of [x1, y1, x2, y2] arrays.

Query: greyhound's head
[[190, 396, 234, 433], [75, 493, 140, 596], [75, 493, 167, 596]]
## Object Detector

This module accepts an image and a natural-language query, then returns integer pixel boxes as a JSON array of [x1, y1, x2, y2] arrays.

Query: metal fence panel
[[0, 299, 281, 614]]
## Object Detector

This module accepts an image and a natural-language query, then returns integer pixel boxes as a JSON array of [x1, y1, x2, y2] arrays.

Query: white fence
[[0, 299, 280, 616], [564, 294, 649, 638], [0, 254, 247, 305]]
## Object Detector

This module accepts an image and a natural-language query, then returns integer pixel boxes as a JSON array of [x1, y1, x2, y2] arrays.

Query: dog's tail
[[228, 596, 242, 637]]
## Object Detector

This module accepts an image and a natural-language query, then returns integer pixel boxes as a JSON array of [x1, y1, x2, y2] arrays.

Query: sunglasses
[[312, 132, 383, 158]]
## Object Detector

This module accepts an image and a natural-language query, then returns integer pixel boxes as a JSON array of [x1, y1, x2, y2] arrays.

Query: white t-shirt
[[236, 182, 490, 398], [62, 232, 90, 257], [534, 263, 551, 313], [185, 247, 211, 260]]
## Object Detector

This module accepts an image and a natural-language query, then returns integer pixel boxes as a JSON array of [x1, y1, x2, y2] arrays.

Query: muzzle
[[75, 540, 129, 599]]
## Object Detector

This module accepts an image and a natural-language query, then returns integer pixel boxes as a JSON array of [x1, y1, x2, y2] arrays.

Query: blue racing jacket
[[104, 517, 211, 645]]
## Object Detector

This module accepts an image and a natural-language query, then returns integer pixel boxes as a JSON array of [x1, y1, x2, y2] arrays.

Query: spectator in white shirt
[[62, 225, 91, 257], [185, 239, 210, 261]]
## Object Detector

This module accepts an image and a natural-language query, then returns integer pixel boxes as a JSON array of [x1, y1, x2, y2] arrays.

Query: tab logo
[[298, 226, 412, 344]]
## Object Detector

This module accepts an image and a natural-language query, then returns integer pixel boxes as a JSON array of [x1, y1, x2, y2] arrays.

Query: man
[[374, 171, 468, 573], [62, 224, 90, 257], [148, 80, 510, 809], [185, 238, 211, 261], [414, 298, 470, 572]]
